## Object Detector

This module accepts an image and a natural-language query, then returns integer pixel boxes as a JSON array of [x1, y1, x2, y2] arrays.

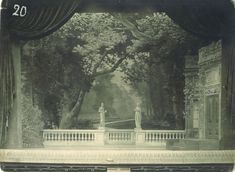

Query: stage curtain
[[0, 0, 80, 148], [165, 0, 235, 40]]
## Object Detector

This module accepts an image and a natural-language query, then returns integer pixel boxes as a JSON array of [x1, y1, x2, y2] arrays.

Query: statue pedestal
[[135, 129, 145, 145], [96, 128, 105, 145]]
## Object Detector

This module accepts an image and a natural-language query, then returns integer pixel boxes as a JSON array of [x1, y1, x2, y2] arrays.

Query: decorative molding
[[0, 149, 234, 164], [198, 41, 222, 65], [204, 85, 220, 95]]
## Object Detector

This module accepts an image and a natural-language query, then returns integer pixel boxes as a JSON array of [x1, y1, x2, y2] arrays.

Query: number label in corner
[[12, 4, 27, 17]]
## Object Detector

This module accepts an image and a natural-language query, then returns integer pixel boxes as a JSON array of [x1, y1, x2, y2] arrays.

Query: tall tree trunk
[[59, 89, 86, 129], [6, 40, 22, 148]]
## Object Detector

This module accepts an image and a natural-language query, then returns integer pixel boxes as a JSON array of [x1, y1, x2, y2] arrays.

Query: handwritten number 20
[[12, 4, 27, 17]]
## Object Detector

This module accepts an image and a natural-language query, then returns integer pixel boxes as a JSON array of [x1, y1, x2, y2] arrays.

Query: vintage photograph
[[0, 0, 235, 171]]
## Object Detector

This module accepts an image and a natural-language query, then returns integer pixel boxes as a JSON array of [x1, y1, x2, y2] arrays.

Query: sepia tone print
[[0, 0, 235, 172]]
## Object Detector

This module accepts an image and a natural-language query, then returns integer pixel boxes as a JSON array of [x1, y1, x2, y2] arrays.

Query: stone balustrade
[[144, 130, 185, 141], [105, 129, 135, 145], [43, 129, 105, 147], [43, 129, 185, 148]]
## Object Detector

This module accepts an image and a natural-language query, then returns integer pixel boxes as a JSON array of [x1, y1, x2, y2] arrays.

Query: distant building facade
[[184, 41, 223, 149]]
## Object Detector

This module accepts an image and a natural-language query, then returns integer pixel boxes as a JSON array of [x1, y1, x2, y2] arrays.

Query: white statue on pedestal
[[99, 102, 106, 128], [135, 102, 142, 129]]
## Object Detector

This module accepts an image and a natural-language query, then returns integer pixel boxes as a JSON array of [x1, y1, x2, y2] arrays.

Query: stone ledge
[[0, 149, 234, 164]]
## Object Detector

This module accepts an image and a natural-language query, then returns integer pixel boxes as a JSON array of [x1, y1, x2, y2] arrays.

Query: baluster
[[83, 133, 85, 141], [83, 133, 86, 141], [176, 133, 179, 139], [117, 133, 119, 141], [155, 133, 158, 141], [78, 133, 80, 141], [121, 133, 124, 141], [87, 133, 89, 141], [66, 132, 69, 141], [60, 133, 63, 141], [147, 133, 150, 142], [57, 133, 59, 141], [63, 133, 66, 141], [64, 132, 68, 141], [61, 133, 64, 141]]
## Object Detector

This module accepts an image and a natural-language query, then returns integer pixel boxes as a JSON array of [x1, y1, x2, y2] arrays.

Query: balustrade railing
[[43, 129, 105, 147], [144, 130, 185, 142], [43, 129, 185, 147], [105, 129, 135, 144]]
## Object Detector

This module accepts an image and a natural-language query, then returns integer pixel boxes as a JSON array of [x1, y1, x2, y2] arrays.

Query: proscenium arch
[[0, 0, 235, 148]]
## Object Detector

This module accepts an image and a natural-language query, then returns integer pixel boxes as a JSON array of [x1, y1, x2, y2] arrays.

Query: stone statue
[[135, 102, 142, 129], [99, 102, 106, 128]]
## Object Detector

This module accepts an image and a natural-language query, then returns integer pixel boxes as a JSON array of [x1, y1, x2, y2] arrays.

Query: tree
[[59, 13, 134, 128], [119, 13, 204, 129], [25, 13, 134, 129]]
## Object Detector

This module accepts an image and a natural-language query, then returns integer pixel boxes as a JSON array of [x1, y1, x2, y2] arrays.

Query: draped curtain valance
[[2, 0, 235, 40], [3, 0, 81, 40], [164, 0, 235, 40]]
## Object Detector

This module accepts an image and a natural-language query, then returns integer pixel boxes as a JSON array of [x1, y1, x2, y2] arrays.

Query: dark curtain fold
[[0, 0, 80, 147], [0, 35, 15, 147], [5, 0, 80, 40], [165, 0, 235, 40]]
